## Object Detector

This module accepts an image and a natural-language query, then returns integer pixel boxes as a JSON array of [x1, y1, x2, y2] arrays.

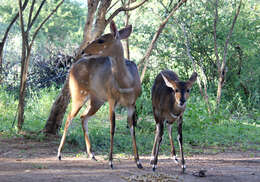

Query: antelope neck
[[169, 102, 185, 118], [170, 112, 179, 119], [109, 56, 133, 88]]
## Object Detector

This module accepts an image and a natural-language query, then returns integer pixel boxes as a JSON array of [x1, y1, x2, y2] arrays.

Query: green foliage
[[0, 85, 60, 133], [0, 0, 86, 64], [1, 0, 259, 112], [128, 0, 260, 113], [1, 87, 259, 156]]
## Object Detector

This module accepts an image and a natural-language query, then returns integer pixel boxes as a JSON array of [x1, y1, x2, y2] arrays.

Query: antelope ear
[[189, 72, 197, 83], [110, 20, 119, 39], [161, 73, 177, 90], [187, 72, 197, 88], [118, 25, 132, 39]]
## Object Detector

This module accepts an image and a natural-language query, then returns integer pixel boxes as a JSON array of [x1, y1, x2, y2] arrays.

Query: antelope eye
[[187, 89, 190, 93], [175, 89, 179, 93], [98, 39, 104, 44]]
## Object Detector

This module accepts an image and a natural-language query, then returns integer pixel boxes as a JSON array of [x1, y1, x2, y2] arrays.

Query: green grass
[[0, 86, 259, 157]]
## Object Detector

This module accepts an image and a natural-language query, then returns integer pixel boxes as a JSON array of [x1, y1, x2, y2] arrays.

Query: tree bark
[[235, 45, 249, 97], [17, 48, 31, 130], [0, 42, 4, 83], [124, 0, 131, 60], [43, 80, 70, 134]]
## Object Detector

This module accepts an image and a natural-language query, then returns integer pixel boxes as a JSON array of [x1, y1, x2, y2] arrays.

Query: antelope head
[[82, 21, 132, 58], [161, 72, 197, 108]]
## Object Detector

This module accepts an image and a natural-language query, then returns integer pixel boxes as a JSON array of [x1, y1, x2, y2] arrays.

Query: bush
[[1, 52, 74, 94]]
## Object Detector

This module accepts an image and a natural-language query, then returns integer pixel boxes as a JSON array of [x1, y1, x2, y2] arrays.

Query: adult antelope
[[150, 70, 197, 173], [57, 21, 143, 169]]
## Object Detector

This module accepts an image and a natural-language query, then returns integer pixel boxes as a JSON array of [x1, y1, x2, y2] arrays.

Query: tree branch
[[106, 0, 148, 25], [216, 0, 242, 106], [138, 0, 187, 82], [76, 0, 99, 58], [178, 19, 211, 114], [94, 0, 112, 37], [30, 0, 65, 49], [107, 0, 120, 13], [18, 0, 27, 47], [27, 0, 36, 30], [1, 0, 29, 44], [220, 0, 242, 74], [213, 0, 220, 71], [27, 0, 46, 33]]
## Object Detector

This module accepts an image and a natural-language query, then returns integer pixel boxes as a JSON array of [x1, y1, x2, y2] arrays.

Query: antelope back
[[152, 70, 197, 111]]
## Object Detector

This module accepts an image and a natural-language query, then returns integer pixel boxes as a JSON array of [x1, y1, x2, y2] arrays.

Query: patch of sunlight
[[242, 122, 260, 127]]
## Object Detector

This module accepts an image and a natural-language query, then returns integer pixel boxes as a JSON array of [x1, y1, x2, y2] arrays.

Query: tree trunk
[[235, 45, 249, 97], [216, 69, 225, 106], [18, 48, 31, 130], [124, 0, 131, 60], [0, 43, 3, 82], [43, 80, 70, 134]]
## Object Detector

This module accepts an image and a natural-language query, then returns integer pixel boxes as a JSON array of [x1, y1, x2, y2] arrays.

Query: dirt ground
[[0, 137, 259, 182]]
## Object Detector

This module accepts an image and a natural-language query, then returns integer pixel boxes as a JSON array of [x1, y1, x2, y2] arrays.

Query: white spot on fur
[[137, 160, 141, 165], [109, 161, 113, 166], [172, 156, 178, 164], [177, 103, 186, 109], [118, 87, 134, 93], [89, 153, 94, 158], [85, 55, 102, 59], [170, 113, 178, 119]]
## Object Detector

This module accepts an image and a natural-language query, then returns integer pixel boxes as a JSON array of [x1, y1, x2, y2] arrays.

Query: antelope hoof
[[152, 164, 157, 172], [136, 161, 143, 169], [91, 156, 97, 161], [57, 154, 61, 161], [150, 156, 155, 165], [172, 156, 179, 164], [181, 164, 186, 173], [109, 161, 113, 169], [150, 160, 154, 165], [90, 153, 97, 161]]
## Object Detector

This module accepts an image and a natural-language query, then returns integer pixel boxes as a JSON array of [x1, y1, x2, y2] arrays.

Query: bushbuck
[[150, 70, 197, 173], [57, 21, 143, 169]]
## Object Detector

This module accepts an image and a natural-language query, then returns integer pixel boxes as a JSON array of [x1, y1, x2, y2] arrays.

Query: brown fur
[[150, 69, 197, 172], [57, 21, 143, 169]]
